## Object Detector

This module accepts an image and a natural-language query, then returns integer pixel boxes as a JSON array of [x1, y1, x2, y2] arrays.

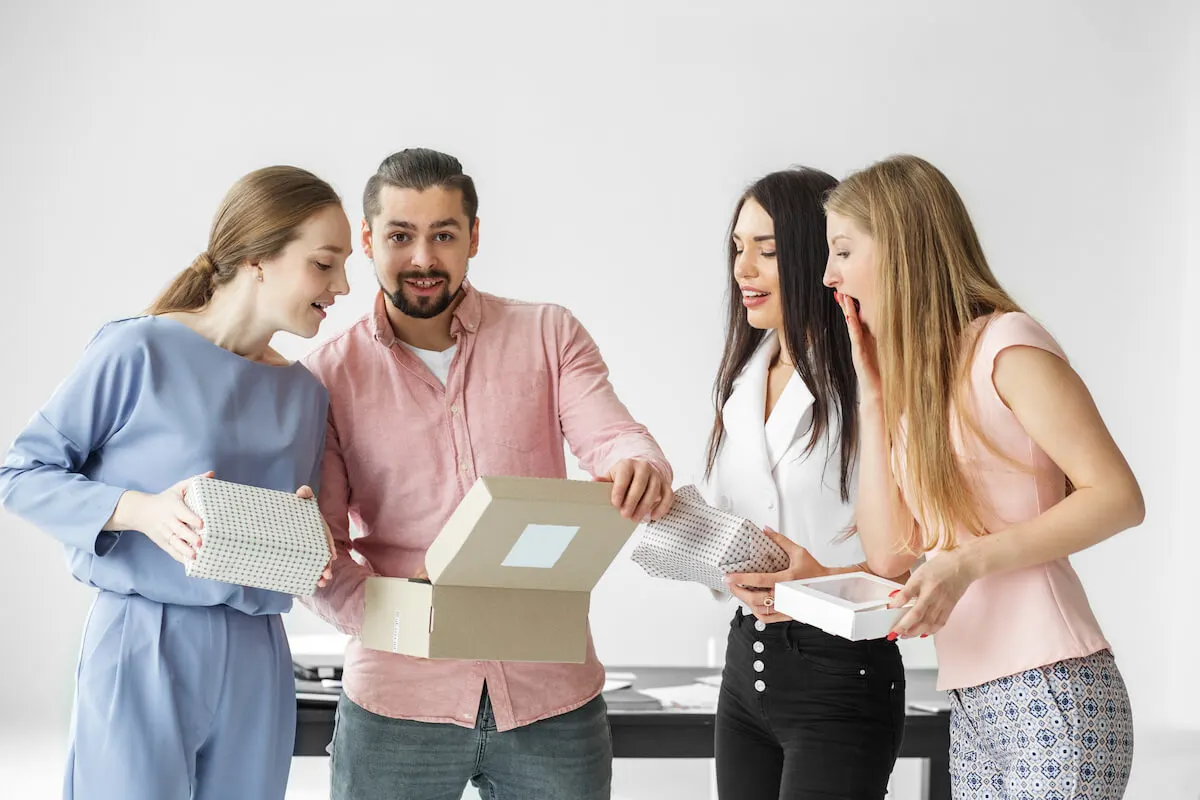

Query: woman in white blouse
[[700, 168, 908, 799]]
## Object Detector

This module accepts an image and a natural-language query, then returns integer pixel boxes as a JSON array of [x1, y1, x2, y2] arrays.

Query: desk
[[296, 666, 950, 800]]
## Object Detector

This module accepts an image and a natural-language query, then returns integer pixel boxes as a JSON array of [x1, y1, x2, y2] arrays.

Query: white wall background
[[1, 1, 1195, 797], [1172, 0, 1200, 729]]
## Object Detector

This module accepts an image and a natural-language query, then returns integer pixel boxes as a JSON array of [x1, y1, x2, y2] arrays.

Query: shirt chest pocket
[[481, 371, 554, 453]]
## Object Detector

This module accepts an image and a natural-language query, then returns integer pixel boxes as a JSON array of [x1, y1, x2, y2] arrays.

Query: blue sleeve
[[308, 397, 328, 497], [0, 322, 146, 555]]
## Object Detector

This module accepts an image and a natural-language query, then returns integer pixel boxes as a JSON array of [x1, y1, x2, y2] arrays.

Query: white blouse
[[698, 331, 865, 569]]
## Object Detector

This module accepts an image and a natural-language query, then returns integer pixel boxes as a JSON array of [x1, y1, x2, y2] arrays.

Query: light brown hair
[[825, 155, 1023, 551], [147, 166, 341, 315]]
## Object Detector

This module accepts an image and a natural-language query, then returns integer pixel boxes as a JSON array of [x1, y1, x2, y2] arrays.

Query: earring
[[256, 269, 264, 282]]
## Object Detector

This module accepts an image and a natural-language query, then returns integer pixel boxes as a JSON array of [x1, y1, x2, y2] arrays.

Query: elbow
[[1125, 482, 1146, 529], [865, 552, 917, 581], [0, 469, 17, 513]]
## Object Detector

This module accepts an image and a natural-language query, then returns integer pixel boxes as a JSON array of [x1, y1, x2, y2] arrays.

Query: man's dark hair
[[363, 148, 478, 227]]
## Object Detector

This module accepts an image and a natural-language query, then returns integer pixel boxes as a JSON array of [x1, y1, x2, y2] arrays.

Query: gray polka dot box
[[631, 485, 789, 593], [183, 476, 331, 597]]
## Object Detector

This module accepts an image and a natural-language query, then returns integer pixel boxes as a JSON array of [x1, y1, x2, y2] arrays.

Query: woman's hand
[[724, 528, 828, 623], [110, 471, 213, 564], [295, 485, 336, 588], [886, 548, 977, 639], [836, 290, 882, 404]]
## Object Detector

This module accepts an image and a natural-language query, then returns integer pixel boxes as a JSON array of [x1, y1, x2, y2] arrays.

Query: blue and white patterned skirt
[[948, 649, 1133, 800]]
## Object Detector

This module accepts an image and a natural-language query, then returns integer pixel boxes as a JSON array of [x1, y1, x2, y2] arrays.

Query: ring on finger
[[763, 595, 774, 608]]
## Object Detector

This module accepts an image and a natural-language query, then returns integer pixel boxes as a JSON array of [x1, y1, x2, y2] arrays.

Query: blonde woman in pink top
[[821, 154, 1141, 799]]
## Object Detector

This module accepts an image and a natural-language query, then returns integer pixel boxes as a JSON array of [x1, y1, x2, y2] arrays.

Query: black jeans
[[715, 608, 906, 800]]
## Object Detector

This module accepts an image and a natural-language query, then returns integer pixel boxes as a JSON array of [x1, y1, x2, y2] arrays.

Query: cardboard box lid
[[426, 476, 637, 592]]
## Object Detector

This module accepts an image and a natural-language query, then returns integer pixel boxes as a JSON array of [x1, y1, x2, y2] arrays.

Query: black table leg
[[928, 754, 951, 800]]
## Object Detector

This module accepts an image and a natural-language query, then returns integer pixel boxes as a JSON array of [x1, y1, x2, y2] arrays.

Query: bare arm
[[836, 292, 920, 576], [854, 397, 921, 577], [957, 346, 1143, 577]]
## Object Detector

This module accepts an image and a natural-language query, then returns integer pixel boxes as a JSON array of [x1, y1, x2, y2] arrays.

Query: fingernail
[[888, 590, 900, 597], [921, 634, 928, 639], [887, 632, 898, 641]]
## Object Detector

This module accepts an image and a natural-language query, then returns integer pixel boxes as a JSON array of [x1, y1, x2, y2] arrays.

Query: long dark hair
[[705, 167, 858, 501]]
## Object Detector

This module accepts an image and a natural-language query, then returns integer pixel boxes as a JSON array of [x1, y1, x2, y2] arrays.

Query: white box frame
[[773, 572, 914, 641]]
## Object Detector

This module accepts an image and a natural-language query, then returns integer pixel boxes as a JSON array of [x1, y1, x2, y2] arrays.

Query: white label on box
[[391, 611, 402, 653], [501, 524, 579, 568]]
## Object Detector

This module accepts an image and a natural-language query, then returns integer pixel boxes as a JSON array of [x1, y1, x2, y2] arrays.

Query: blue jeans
[[330, 687, 612, 800]]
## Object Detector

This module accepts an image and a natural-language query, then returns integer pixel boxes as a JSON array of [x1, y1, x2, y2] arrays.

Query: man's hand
[[595, 459, 674, 521]]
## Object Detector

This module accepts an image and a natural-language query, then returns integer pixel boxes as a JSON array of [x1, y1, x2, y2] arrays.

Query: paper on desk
[[694, 673, 723, 688], [640, 683, 720, 711], [602, 671, 636, 692], [288, 633, 352, 657]]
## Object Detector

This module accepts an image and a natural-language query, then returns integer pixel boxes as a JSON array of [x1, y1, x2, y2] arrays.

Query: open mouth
[[311, 300, 331, 318], [833, 290, 862, 314], [405, 277, 445, 297], [741, 285, 770, 309]]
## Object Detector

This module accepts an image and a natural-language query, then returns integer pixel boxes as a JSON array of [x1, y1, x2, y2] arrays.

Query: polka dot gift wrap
[[631, 485, 789, 593], [183, 476, 330, 596]]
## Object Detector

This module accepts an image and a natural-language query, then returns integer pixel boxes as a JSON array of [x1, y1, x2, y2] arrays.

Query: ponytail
[[146, 252, 222, 315], [143, 165, 342, 317]]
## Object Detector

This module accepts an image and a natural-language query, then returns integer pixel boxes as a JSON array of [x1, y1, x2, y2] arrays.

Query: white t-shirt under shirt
[[402, 342, 457, 386]]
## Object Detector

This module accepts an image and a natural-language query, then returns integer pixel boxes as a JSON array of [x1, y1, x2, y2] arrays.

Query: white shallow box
[[773, 573, 911, 641]]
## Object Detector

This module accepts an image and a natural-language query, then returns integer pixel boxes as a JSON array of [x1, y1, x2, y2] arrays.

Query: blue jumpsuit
[[0, 316, 328, 800]]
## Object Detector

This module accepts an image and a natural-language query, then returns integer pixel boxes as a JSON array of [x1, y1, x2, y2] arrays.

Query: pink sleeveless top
[[898, 312, 1110, 691]]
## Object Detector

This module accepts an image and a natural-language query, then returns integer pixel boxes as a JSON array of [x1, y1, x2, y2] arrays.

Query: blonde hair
[[825, 155, 1023, 551], [147, 166, 341, 315]]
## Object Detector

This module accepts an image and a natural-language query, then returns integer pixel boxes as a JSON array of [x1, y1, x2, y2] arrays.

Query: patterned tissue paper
[[183, 476, 330, 597], [631, 485, 789, 593]]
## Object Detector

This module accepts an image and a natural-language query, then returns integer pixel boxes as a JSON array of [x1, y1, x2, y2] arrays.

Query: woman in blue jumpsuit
[[0, 165, 351, 800]]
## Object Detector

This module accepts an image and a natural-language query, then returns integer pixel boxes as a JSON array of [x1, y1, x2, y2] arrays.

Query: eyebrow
[[731, 233, 776, 242], [316, 244, 347, 255], [384, 218, 462, 231], [830, 234, 851, 244]]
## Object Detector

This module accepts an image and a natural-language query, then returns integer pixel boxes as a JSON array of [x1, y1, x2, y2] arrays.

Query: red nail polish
[[888, 590, 900, 597], [921, 634, 928, 639], [887, 632, 898, 642]]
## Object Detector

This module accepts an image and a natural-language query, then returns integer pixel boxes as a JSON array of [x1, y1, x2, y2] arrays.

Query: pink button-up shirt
[[301, 285, 671, 731]]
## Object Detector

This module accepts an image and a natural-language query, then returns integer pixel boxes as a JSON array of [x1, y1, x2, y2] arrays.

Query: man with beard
[[301, 148, 674, 800]]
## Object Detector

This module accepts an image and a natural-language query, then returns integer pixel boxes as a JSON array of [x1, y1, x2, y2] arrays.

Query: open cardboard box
[[362, 476, 637, 663], [773, 572, 912, 641]]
